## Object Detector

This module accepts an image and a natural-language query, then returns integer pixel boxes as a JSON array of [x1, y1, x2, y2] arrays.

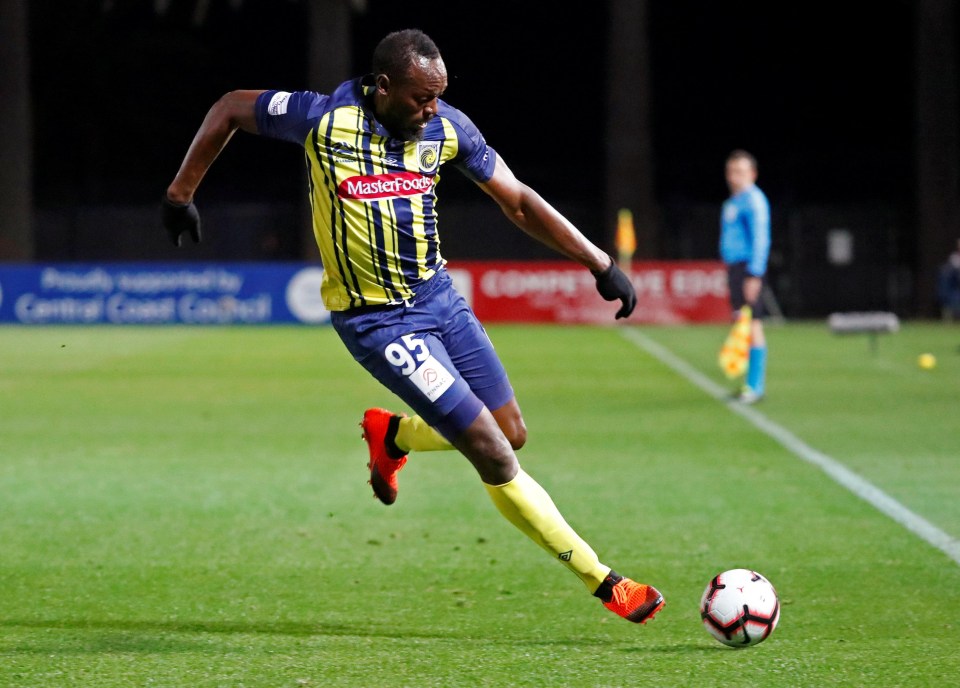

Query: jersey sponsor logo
[[416, 141, 441, 173], [267, 91, 292, 116], [338, 171, 434, 201]]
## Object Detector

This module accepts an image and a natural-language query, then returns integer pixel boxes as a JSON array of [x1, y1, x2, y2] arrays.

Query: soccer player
[[161, 29, 663, 624], [720, 150, 771, 404]]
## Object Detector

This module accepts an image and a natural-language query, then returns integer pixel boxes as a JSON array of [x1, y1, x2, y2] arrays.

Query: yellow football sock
[[394, 415, 454, 453], [485, 468, 610, 592]]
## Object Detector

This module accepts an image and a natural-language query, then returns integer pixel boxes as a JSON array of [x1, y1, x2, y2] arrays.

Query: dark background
[[14, 0, 959, 316]]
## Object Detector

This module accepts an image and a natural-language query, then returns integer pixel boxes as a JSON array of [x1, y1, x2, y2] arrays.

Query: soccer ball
[[700, 569, 780, 647]]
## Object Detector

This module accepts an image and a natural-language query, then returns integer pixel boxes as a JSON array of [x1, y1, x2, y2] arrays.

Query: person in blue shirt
[[720, 150, 771, 403]]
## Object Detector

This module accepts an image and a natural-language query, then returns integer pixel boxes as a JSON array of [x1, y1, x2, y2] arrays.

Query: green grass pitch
[[1, 322, 958, 687]]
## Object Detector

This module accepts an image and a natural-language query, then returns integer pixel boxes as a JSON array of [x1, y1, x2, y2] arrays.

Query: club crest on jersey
[[417, 141, 441, 174]]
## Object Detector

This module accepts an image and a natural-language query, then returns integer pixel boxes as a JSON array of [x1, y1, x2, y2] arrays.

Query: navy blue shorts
[[330, 269, 514, 442], [727, 261, 766, 319]]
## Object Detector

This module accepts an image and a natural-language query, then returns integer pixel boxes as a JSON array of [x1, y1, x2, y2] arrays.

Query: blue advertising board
[[0, 263, 330, 325]]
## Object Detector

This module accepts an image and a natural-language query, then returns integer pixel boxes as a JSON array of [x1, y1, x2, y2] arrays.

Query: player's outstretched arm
[[478, 155, 637, 319], [479, 156, 608, 270], [166, 90, 264, 204], [162, 90, 264, 246]]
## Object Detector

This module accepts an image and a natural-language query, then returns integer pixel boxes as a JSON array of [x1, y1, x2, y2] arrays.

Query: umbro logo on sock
[[558, 550, 573, 561]]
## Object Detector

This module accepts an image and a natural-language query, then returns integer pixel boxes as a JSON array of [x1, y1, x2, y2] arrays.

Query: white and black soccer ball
[[700, 568, 780, 647]]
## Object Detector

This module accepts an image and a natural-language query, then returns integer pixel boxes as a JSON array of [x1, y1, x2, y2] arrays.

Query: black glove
[[592, 260, 636, 320], [161, 196, 202, 247]]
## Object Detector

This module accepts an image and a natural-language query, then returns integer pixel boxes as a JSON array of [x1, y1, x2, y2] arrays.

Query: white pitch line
[[620, 327, 960, 567]]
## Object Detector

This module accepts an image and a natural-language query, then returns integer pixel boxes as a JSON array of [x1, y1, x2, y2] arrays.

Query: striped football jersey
[[255, 77, 497, 310]]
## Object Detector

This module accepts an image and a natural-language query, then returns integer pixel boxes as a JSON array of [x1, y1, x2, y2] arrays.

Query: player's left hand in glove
[[161, 195, 202, 247], [592, 260, 636, 320]]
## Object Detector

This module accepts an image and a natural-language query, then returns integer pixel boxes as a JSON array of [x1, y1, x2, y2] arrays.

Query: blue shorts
[[331, 269, 514, 442]]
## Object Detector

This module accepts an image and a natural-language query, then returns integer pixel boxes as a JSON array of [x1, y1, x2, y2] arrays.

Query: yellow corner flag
[[718, 306, 752, 379], [615, 208, 636, 270]]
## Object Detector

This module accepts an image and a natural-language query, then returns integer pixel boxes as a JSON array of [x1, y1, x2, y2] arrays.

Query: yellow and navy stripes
[[255, 80, 497, 311]]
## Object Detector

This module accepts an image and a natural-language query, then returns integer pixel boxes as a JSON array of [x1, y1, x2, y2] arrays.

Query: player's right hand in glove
[[161, 195, 202, 247], [592, 259, 637, 320]]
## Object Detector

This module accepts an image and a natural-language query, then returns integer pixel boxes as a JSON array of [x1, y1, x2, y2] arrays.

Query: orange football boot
[[603, 577, 665, 624], [360, 408, 407, 505]]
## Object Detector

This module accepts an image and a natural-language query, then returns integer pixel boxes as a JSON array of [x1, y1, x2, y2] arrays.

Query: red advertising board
[[446, 260, 729, 324]]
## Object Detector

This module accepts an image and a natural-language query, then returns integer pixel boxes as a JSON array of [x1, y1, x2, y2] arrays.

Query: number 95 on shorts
[[384, 333, 455, 402]]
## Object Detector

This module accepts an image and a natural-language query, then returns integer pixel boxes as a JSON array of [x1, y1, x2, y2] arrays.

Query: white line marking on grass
[[620, 327, 960, 567]]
